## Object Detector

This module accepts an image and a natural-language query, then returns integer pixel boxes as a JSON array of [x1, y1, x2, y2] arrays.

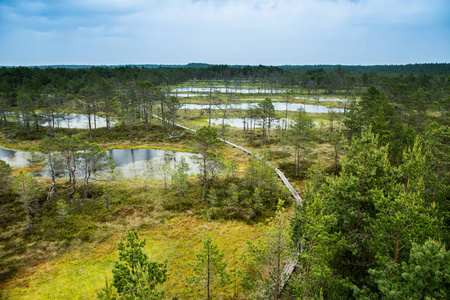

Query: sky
[[0, 0, 449, 66]]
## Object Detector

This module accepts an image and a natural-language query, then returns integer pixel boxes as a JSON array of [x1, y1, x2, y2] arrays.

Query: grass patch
[[1, 216, 260, 300]]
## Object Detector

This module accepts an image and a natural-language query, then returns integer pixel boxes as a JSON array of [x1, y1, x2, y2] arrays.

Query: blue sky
[[0, 0, 449, 66]]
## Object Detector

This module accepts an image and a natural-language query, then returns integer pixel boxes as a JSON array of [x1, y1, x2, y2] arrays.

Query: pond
[[173, 87, 286, 94], [103, 149, 199, 180], [0, 146, 34, 168], [295, 96, 354, 102], [41, 114, 117, 129], [182, 102, 345, 113], [170, 93, 207, 98], [0, 146, 199, 180], [210, 118, 295, 129]]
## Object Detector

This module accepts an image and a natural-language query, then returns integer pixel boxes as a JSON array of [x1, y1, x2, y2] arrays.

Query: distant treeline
[[1, 63, 449, 103], [5, 63, 449, 74], [281, 63, 450, 74]]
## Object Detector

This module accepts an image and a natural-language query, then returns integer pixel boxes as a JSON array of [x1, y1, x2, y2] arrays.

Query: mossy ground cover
[[175, 111, 336, 176], [0, 118, 195, 150], [0, 165, 285, 296], [1, 216, 260, 299], [0, 96, 335, 298]]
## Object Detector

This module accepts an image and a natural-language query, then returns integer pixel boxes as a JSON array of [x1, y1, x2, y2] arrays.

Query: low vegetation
[[1, 64, 449, 299]]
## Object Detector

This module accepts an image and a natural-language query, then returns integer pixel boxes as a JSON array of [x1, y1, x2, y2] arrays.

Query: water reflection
[[41, 114, 117, 129], [169, 93, 207, 97], [105, 149, 199, 179], [173, 87, 286, 94], [0, 147, 199, 180], [0, 146, 34, 168], [295, 96, 352, 102], [210, 118, 295, 129], [182, 102, 344, 113]]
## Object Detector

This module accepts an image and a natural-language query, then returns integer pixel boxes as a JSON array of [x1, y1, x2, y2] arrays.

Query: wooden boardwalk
[[152, 115, 303, 206], [152, 115, 301, 293]]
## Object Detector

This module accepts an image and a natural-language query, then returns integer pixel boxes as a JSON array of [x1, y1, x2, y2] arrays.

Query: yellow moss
[[2, 217, 260, 300]]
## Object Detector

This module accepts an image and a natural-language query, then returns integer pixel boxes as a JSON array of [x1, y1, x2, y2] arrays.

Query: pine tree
[[187, 235, 230, 300], [303, 130, 441, 297], [321, 130, 397, 292], [370, 240, 449, 299], [171, 156, 190, 199], [244, 201, 293, 300], [292, 162, 343, 298], [159, 162, 172, 190], [192, 126, 221, 200], [286, 107, 315, 176], [110, 230, 167, 299], [79, 142, 114, 199], [424, 121, 450, 245], [370, 140, 439, 267]]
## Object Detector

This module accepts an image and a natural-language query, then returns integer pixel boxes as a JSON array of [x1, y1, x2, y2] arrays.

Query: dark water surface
[[0, 146, 199, 180]]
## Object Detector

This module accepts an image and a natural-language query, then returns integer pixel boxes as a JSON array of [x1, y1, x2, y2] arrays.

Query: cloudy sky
[[0, 0, 449, 66]]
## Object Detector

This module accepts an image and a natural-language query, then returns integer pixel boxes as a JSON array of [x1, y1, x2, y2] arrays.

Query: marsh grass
[[1, 171, 282, 296], [0, 92, 340, 299], [2, 216, 260, 300]]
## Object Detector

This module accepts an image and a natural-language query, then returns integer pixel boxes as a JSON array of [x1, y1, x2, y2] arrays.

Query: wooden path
[[152, 115, 303, 205], [152, 115, 301, 293]]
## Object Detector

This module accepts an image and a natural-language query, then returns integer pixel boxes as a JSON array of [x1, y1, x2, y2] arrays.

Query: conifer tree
[[286, 107, 315, 176], [171, 156, 190, 199], [187, 235, 230, 300], [292, 162, 343, 298], [299, 130, 441, 297], [192, 126, 221, 200], [244, 201, 293, 300], [370, 240, 449, 299], [110, 230, 167, 299]]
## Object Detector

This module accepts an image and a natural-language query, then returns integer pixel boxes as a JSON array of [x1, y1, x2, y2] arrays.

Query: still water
[[41, 114, 117, 129], [0, 146, 199, 180], [182, 102, 344, 113], [295, 96, 353, 102], [173, 87, 286, 94], [170, 93, 207, 97], [0, 146, 34, 168], [104, 149, 199, 179], [210, 118, 295, 129]]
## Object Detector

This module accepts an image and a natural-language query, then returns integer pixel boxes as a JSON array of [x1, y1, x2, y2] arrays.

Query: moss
[[0, 216, 260, 299], [58, 215, 97, 241]]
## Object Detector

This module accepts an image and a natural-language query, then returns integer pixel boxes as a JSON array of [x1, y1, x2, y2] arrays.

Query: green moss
[[2, 217, 260, 300]]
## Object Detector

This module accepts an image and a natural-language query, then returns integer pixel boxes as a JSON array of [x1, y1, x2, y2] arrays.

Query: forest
[[0, 63, 449, 299]]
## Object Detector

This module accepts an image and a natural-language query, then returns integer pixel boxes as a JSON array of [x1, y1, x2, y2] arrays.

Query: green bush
[[58, 214, 97, 241]]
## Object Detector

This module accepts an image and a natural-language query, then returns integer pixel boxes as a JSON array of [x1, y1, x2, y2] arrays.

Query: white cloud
[[0, 0, 448, 65]]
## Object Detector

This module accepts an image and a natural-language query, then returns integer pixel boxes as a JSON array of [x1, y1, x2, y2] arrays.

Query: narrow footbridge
[[152, 115, 301, 292]]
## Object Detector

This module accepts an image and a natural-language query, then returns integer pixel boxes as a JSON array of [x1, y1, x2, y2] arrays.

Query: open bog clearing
[[2, 216, 260, 300]]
